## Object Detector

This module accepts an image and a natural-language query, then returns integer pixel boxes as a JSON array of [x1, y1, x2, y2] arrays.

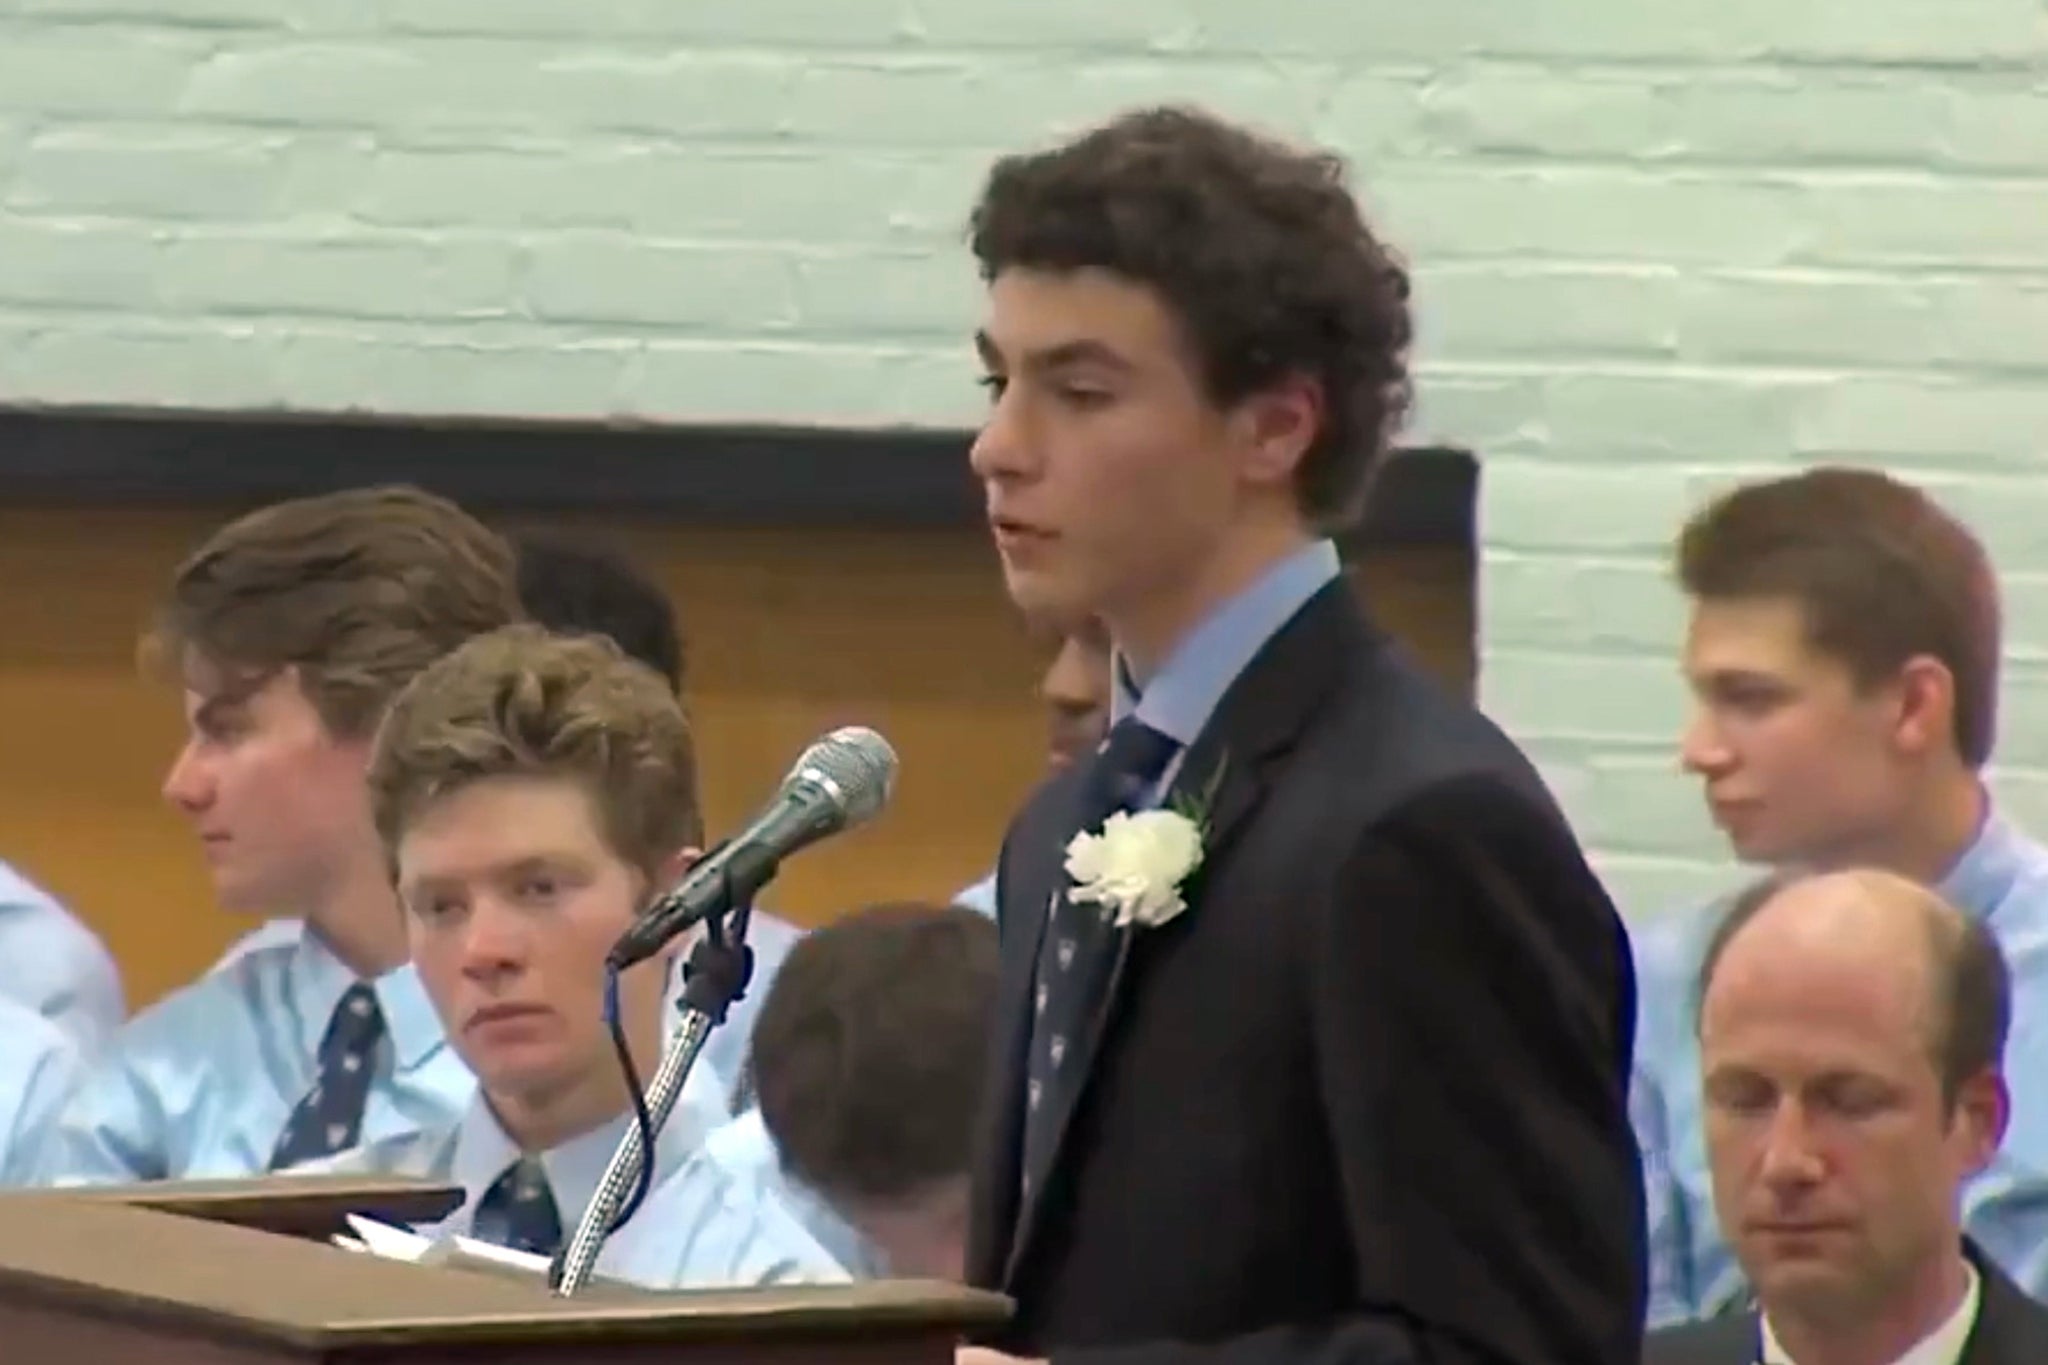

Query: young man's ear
[[1236, 374, 1323, 489], [635, 846, 705, 969], [654, 846, 702, 898]]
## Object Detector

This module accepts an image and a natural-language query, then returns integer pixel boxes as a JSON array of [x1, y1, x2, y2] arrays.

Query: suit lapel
[[1960, 1240, 2048, 1364], [1000, 581, 1360, 1288], [1693, 1313, 1760, 1364]]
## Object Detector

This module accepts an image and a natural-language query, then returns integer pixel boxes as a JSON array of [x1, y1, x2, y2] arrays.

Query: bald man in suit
[[1647, 869, 2048, 1365]]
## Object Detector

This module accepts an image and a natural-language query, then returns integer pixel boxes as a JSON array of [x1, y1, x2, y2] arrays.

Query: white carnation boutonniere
[[1062, 756, 1226, 930]]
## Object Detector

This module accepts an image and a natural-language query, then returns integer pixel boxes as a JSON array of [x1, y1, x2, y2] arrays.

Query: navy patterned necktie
[[268, 982, 386, 1170], [1019, 715, 1180, 1200], [472, 1157, 564, 1258]]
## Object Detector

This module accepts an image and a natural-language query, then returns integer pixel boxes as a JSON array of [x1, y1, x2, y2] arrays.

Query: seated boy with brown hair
[[296, 624, 840, 1287], [705, 901, 1000, 1280]]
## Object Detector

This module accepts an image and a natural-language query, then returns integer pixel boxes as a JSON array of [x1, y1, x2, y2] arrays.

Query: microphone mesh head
[[788, 726, 898, 824]]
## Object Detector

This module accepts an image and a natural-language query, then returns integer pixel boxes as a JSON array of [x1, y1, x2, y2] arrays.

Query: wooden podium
[[0, 1176, 1011, 1364]]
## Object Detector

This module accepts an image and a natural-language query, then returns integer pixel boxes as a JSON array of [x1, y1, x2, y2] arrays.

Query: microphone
[[605, 726, 898, 971]]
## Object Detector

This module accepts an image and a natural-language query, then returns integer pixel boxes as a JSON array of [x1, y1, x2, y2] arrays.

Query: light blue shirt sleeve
[[1959, 848, 2048, 1299], [953, 871, 998, 919], [1630, 907, 1717, 1328], [0, 997, 85, 1185], [604, 1146, 852, 1290], [0, 861, 126, 1057], [37, 937, 472, 1184], [702, 1109, 888, 1278]]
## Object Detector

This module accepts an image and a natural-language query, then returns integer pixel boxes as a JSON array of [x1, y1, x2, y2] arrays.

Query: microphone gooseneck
[[552, 726, 898, 1298]]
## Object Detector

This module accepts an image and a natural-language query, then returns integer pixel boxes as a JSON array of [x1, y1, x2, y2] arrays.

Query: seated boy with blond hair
[[294, 624, 840, 1288]]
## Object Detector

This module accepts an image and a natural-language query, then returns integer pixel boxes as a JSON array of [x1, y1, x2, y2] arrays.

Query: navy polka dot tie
[[268, 982, 385, 1171], [1020, 716, 1179, 1201], [472, 1157, 564, 1258]]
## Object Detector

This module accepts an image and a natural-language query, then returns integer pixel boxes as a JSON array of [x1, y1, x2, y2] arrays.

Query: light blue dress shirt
[[0, 860, 125, 1057], [628, 1116, 851, 1288], [37, 929, 473, 1184], [1632, 806, 2048, 1323], [1111, 539, 1341, 805], [208, 908, 802, 1118], [209, 916, 304, 973], [0, 995, 85, 1184], [305, 1089, 845, 1289], [702, 1107, 887, 1277], [953, 872, 997, 918]]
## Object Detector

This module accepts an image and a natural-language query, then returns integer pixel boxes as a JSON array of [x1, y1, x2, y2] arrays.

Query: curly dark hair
[[968, 104, 1415, 530]]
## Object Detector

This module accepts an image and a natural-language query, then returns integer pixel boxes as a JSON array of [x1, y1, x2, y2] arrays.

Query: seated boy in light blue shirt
[[708, 900, 999, 1281], [217, 530, 811, 1115], [296, 624, 840, 1289], [39, 488, 518, 1185], [0, 995, 85, 1183]]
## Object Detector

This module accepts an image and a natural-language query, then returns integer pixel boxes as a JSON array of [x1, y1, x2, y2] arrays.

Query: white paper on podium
[[332, 1213, 554, 1282]]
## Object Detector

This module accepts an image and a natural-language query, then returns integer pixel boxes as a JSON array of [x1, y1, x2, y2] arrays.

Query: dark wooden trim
[[0, 406, 1473, 546]]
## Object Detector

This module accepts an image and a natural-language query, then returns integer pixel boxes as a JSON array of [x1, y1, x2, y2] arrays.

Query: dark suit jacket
[[1644, 1242, 2048, 1364], [967, 582, 1646, 1365]]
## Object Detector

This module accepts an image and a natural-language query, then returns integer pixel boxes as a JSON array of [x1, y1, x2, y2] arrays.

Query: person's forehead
[[1705, 906, 1935, 1047], [1683, 597, 1832, 674], [1706, 963, 1915, 1040], [980, 268, 1187, 361]]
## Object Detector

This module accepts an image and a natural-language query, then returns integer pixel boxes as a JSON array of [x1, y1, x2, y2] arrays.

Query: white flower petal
[[1062, 809, 1204, 930]]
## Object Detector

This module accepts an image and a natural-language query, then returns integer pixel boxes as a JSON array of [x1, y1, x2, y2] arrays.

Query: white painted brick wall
[[4, 0, 2046, 915]]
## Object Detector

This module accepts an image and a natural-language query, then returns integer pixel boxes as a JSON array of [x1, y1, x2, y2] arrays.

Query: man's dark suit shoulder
[[1222, 624, 1614, 956], [1641, 1311, 1751, 1365], [1314, 630, 1574, 831]]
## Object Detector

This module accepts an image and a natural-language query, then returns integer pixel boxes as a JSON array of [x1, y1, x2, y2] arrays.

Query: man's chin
[[471, 1058, 571, 1102], [208, 876, 279, 916], [1001, 569, 1082, 624], [1722, 830, 1804, 868], [1751, 1257, 1871, 1322]]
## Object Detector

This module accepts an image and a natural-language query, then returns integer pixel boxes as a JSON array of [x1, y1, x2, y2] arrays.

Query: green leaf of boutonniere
[[1167, 751, 1229, 837]]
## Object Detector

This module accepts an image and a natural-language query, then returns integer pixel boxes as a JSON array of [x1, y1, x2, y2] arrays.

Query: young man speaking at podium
[[959, 106, 1645, 1365], [295, 624, 841, 1289]]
